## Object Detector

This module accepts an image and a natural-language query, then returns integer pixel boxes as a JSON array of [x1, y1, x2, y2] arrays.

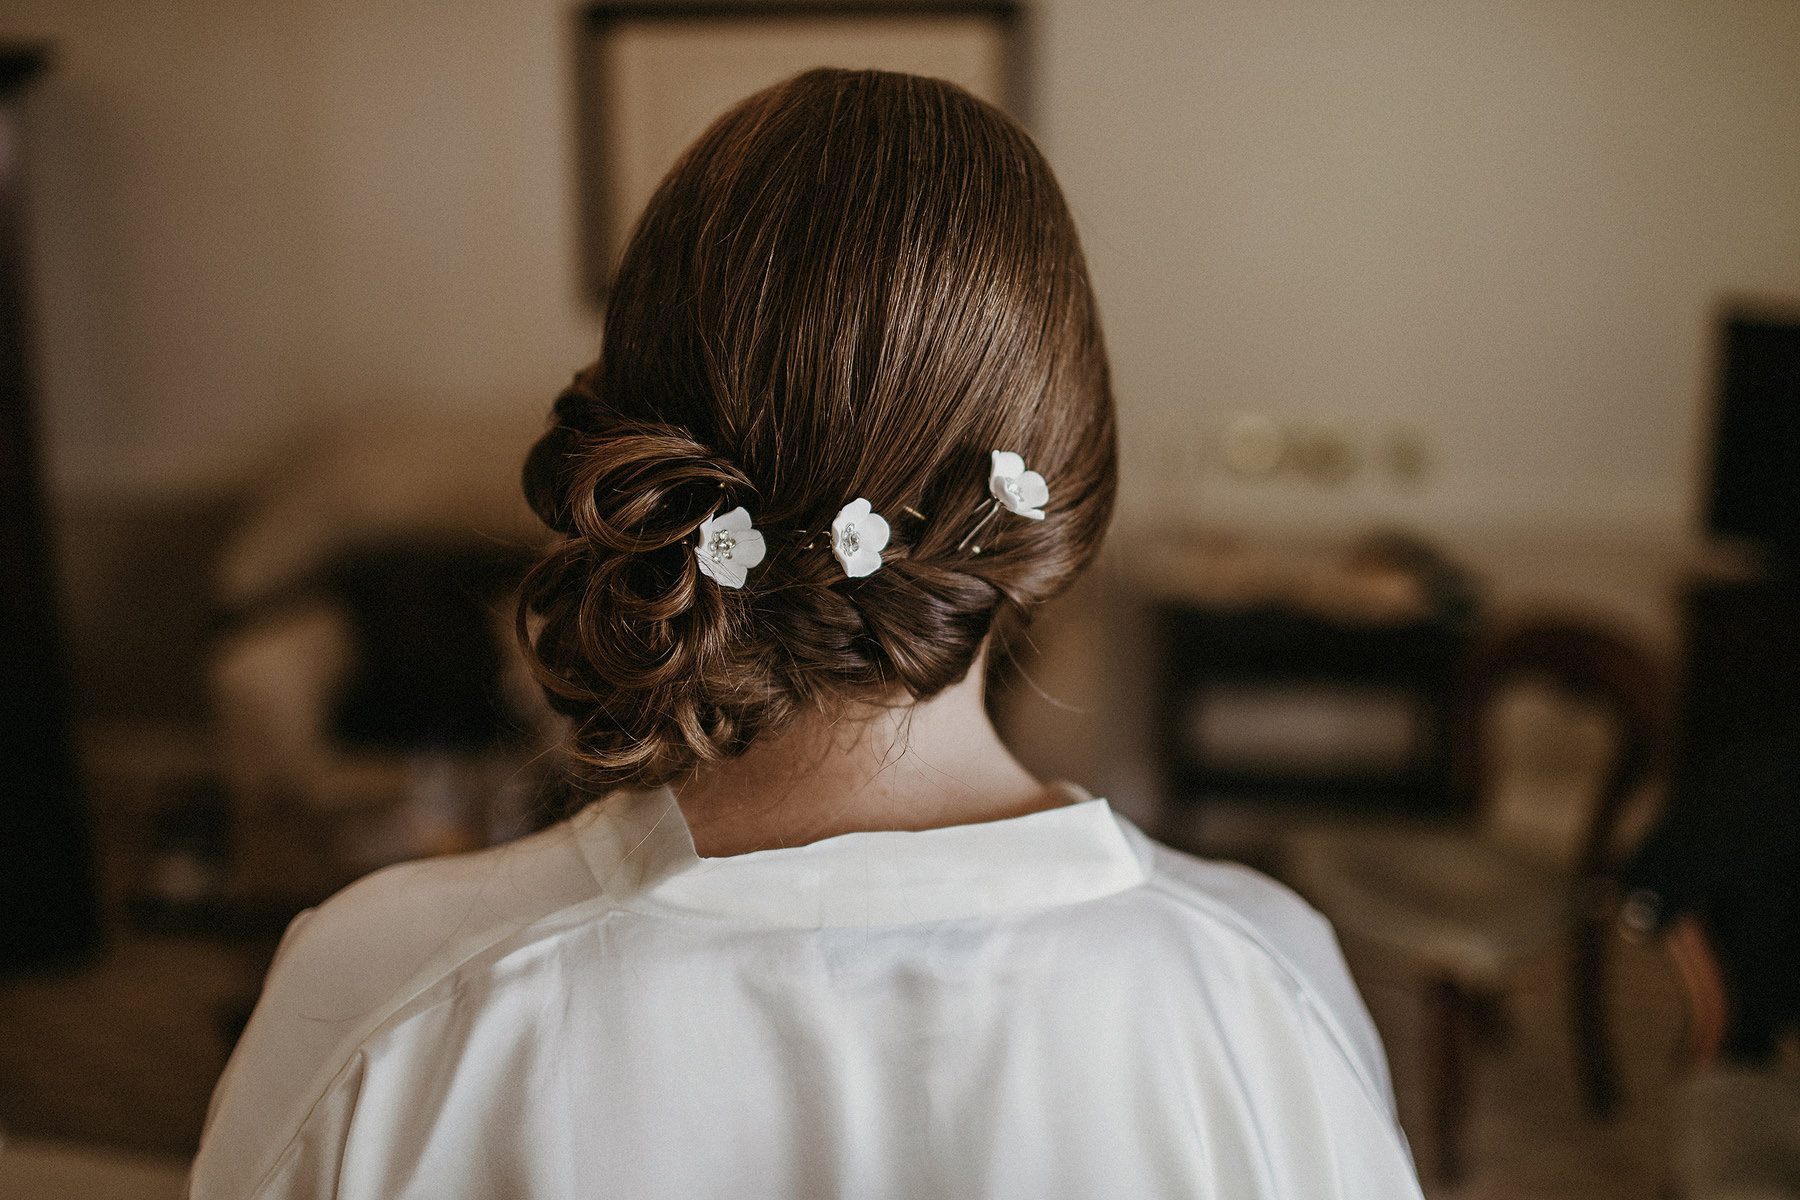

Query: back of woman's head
[[520, 67, 1116, 793]]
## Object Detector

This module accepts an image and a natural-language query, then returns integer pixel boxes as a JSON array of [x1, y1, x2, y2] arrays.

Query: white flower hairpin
[[831, 498, 890, 578], [957, 449, 1050, 554], [988, 450, 1048, 520], [695, 506, 766, 589]]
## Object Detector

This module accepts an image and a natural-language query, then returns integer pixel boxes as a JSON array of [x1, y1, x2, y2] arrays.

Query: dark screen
[[1708, 314, 1800, 562]]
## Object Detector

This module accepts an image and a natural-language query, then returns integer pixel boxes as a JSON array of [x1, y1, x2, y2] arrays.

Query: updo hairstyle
[[518, 68, 1116, 794]]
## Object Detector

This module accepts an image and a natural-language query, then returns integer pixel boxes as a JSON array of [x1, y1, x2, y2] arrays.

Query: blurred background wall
[[5, 0, 598, 497], [1042, 0, 1800, 538], [2, 0, 1798, 721]]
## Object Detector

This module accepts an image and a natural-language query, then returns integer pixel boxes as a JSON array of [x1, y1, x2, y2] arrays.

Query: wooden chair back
[[1457, 615, 1666, 879]]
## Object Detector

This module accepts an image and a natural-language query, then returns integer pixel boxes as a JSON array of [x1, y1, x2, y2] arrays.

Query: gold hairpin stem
[[955, 499, 1002, 553]]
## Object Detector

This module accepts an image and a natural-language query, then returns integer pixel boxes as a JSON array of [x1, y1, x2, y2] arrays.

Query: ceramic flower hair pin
[[989, 450, 1048, 519], [831, 498, 890, 578], [696, 506, 766, 589], [957, 450, 1049, 554]]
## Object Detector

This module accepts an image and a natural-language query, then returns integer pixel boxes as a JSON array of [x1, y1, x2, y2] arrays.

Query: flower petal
[[831, 497, 887, 577], [714, 506, 755, 534], [832, 497, 872, 537], [734, 528, 766, 569], [696, 505, 763, 588], [696, 547, 748, 589], [860, 511, 890, 553], [1015, 471, 1049, 509], [991, 450, 1025, 478]]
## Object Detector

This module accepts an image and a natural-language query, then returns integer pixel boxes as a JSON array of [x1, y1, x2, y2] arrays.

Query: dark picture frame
[[575, 0, 1027, 304]]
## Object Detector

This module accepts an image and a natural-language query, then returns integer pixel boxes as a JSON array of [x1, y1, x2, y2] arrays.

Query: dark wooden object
[[1622, 578, 1800, 1061], [0, 45, 103, 970], [1156, 603, 1469, 815]]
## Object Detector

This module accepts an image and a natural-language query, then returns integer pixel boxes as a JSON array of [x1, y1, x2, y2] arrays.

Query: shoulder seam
[[1140, 867, 1390, 1109], [232, 890, 622, 1196]]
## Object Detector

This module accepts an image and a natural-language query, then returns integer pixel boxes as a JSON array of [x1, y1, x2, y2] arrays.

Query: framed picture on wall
[[576, 0, 1027, 303]]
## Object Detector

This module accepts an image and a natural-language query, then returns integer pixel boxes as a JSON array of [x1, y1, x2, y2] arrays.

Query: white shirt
[[190, 786, 1424, 1198]]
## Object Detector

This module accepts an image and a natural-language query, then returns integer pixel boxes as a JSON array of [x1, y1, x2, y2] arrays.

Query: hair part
[[518, 68, 1116, 795]]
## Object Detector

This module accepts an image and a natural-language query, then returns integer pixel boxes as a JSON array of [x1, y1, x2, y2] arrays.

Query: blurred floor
[[0, 932, 259, 1159], [0, 743, 281, 1163], [0, 1137, 188, 1200], [1353, 930, 1687, 1199]]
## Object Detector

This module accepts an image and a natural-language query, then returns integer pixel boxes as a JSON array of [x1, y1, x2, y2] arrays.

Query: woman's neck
[[671, 660, 1055, 857]]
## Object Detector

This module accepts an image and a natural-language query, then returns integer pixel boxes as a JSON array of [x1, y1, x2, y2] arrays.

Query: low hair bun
[[566, 428, 752, 556], [518, 384, 778, 790], [522, 371, 755, 545], [521, 372, 601, 535]]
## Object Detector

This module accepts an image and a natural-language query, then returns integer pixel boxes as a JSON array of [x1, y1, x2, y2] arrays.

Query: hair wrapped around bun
[[519, 68, 1117, 795]]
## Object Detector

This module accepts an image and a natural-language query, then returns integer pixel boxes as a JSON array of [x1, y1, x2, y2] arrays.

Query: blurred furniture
[[1156, 604, 1468, 817], [1645, 309, 1800, 1199], [208, 415, 557, 896], [0, 45, 103, 970], [1661, 914, 1800, 1199], [1621, 576, 1800, 1062], [1286, 615, 1664, 1183], [1154, 532, 1479, 829]]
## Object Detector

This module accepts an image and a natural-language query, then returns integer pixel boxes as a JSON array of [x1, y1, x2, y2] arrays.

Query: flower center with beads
[[841, 524, 860, 554], [707, 530, 737, 562]]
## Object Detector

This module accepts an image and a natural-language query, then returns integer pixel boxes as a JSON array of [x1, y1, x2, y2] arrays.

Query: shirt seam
[[1140, 871, 1392, 1110], [234, 896, 624, 1196]]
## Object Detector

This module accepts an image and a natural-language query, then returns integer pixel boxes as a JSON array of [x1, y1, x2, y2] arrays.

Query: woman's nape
[[673, 645, 1057, 857]]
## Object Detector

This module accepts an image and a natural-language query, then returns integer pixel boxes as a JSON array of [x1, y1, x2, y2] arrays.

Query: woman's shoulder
[[1130, 829, 1338, 969], [278, 815, 606, 1008], [191, 816, 609, 1197], [1110, 820, 1398, 1113]]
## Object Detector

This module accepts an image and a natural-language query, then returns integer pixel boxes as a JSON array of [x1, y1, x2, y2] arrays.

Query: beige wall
[[6, 0, 600, 495], [8, 0, 1800, 538], [1040, 0, 1800, 536]]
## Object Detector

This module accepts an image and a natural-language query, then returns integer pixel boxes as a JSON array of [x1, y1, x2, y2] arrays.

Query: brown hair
[[518, 68, 1115, 793]]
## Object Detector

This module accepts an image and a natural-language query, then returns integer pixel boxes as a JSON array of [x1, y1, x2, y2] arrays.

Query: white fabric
[[189, 786, 1423, 1199]]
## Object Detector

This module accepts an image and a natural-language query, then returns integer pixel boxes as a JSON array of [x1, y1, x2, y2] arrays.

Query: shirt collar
[[570, 784, 1149, 928]]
